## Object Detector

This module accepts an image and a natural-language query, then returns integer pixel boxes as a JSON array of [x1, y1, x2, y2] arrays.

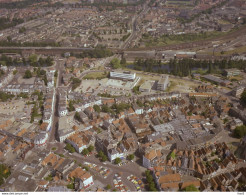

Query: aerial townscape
[[1, 0, 246, 193]]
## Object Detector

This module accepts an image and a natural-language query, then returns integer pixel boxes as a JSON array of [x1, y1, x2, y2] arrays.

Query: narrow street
[[47, 60, 64, 147]]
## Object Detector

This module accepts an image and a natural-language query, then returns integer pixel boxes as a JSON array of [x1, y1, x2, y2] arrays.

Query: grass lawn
[[142, 31, 225, 48], [166, 81, 177, 92], [83, 71, 108, 80]]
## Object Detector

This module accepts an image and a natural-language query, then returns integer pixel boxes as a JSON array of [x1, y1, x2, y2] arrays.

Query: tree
[[120, 57, 126, 65], [234, 125, 246, 138], [54, 70, 58, 77], [168, 151, 176, 159], [0, 164, 11, 186], [68, 100, 75, 112], [102, 104, 110, 113], [114, 157, 121, 164], [183, 184, 199, 192], [240, 90, 246, 108], [132, 86, 141, 95], [82, 148, 89, 156], [88, 145, 94, 152], [0, 91, 15, 102], [44, 175, 53, 181], [127, 154, 134, 161], [46, 56, 53, 66], [67, 183, 75, 189], [106, 184, 111, 190], [101, 155, 108, 162], [71, 77, 81, 90], [145, 170, 157, 191], [7, 36, 11, 42], [13, 70, 18, 75], [19, 27, 26, 33], [23, 70, 32, 79], [98, 151, 104, 158], [93, 105, 101, 113], [110, 58, 121, 69], [74, 112, 82, 122], [83, 166, 89, 171], [243, 18, 246, 24], [28, 54, 38, 64], [207, 63, 213, 74], [65, 143, 75, 153]]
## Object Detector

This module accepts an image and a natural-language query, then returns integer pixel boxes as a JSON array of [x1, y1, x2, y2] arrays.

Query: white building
[[59, 129, 75, 142], [59, 105, 68, 117], [58, 116, 76, 142], [34, 133, 48, 146], [47, 72, 54, 88], [66, 138, 87, 153], [132, 104, 144, 115], [75, 99, 102, 112], [157, 75, 169, 91], [68, 167, 94, 189], [107, 148, 125, 162], [110, 71, 136, 81]]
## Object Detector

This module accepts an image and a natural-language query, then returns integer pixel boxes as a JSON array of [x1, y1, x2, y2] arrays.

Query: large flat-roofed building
[[157, 75, 169, 91], [110, 71, 136, 81], [139, 81, 153, 92], [202, 75, 231, 86], [224, 68, 241, 77]]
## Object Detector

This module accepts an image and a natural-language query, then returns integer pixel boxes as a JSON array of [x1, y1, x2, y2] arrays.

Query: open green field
[[141, 31, 225, 48], [167, 0, 193, 5], [83, 71, 108, 80]]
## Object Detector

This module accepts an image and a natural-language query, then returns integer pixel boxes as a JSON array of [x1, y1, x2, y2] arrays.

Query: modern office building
[[156, 75, 169, 91], [110, 71, 136, 81]]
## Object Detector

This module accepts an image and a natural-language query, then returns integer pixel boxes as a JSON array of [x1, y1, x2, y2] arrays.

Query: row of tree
[[0, 17, 24, 31], [0, 40, 60, 47], [0, 54, 53, 67], [132, 58, 246, 77], [145, 170, 158, 191], [0, 91, 15, 102], [0, 0, 49, 9], [73, 45, 113, 59], [82, 145, 94, 156]]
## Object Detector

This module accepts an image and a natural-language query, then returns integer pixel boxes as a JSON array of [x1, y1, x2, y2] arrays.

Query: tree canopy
[[127, 154, 134, 160], [87, 145, 94, 152], [23, 70, 32, 79], [234, 125, 246, 138], [74, 45, 113, 58], [0, 164, 11, 186], [0, 91, 15, 102], [65, 143, 75, 153], [114, 157, 122, 164], [82, 148, 89, 156], [183, 184, 199, 192], [110, 58, 121, 69], [240, 90, 246, 108]]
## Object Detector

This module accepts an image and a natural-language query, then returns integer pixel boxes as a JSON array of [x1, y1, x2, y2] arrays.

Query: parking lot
[[113, 173, 130, 192], [127, 174, 145, 192], [84, 162, 111, 179]]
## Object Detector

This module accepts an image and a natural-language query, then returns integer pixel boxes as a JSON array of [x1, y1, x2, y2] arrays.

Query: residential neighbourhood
[[0, 0, 246, 193]]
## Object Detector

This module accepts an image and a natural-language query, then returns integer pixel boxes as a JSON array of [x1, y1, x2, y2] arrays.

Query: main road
[[47, 59, 65, 146], [120, 6, 150, 50]]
